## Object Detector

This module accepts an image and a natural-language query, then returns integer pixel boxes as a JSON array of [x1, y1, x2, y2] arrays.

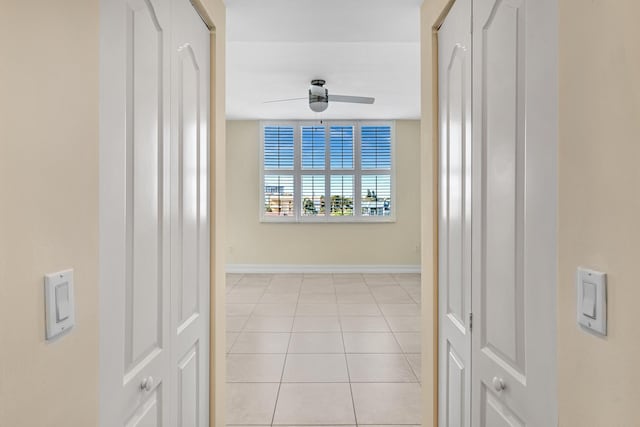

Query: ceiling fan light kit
[[266, 79, 376, 113], [309, 79, 329, 112]]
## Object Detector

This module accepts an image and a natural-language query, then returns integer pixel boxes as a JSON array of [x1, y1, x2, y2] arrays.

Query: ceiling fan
[[265, 79, 375, 112]]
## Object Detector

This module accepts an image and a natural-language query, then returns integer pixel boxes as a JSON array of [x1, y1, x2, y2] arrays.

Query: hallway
[[225, 273, 422, 426]]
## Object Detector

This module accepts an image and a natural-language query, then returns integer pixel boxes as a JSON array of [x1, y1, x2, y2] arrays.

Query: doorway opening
[[222, 1, 424, 425]]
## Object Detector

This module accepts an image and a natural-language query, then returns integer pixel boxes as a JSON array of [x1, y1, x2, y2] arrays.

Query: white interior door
[[470, 0, 557, 425], [170, 0, 210, 425], [100, 0, 171, 424], [437, 0, 472, 425], [100, 0, 210, 425]]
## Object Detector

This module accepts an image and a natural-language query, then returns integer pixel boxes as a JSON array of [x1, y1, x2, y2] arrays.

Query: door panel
[[446, 345, 465, 426], [481, 0, 525, 372], [126, 391, 162, 427], [437, 0, 472, 425], [472, 0, 558, 425], [446, 46, 466, 327], [171, 0, 210, 425], [101, 0, 171, 424], [178, 345, 200, 426], [178, 45, 201, 324], [473, 0, 529, 421], [127, 0, 164, 369], [100, 0, 210, 425], [482, 389, 524, 427]]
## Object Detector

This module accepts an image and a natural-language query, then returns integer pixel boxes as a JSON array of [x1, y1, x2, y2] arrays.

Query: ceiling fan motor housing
[[309, 80, 328, 112]]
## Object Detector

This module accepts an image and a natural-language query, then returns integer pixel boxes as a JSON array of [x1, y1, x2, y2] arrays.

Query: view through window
[[262, 121, 394, 222]]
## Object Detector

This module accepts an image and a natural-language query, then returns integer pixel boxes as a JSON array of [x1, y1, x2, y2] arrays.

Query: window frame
[[260, 120, 396, 223]]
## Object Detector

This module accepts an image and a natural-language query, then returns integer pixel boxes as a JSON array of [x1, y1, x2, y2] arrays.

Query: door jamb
[[182, 1, 226, 425], [185, 2, 226, 427]]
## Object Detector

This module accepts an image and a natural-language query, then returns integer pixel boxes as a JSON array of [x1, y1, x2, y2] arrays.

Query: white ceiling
[[225, 0, 422, 120]]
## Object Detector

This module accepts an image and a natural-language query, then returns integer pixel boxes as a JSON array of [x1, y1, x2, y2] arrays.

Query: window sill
[[260, 216, 397, 224]]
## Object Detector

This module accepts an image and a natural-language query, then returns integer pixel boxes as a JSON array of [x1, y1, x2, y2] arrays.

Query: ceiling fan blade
[[328, 94, 375, 104], [263, 97, 307, 104]]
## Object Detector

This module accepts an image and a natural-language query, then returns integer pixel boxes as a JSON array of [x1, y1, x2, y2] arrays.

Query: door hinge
[[469, 312, 473, 332]]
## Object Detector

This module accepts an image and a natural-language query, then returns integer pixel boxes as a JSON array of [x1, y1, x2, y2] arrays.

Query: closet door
[[99, 0, 172, 425], [470, 0, 558, 425], [170, 0, 210, 426], [100, 0, 210, 425], [437, 0, 472, 426]]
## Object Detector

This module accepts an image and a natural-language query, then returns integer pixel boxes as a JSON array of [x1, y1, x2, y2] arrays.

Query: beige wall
[[225, 120, 422, 267], [0, 0, 226, 426], [557, 0, 640, 424], [0, 1, 100, 425]]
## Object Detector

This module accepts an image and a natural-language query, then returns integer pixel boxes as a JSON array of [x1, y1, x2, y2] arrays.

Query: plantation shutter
[[361, 125, 391, 169], [264, 126, 294, 169], [360, 125, 392, 216], [263, 125, 295, 217], [261, 122, 394, 221], [330, 126, 354, 169], [301, 126, 325, 169]]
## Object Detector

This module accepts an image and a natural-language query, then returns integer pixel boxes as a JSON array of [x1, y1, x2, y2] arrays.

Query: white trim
[[226, 264, 421, 274]]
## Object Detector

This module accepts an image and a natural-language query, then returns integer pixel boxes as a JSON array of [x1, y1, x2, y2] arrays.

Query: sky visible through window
[[302, 126, 325, 169], [264, 126, 294, 169], [361, 126, 391, 169], [330, 126, 354, 169]]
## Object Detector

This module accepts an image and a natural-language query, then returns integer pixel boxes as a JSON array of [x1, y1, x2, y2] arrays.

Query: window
[[261, 121, 394, 222]]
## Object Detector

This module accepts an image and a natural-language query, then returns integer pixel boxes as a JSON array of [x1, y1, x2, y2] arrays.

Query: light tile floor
[[226, 273, 421, 427]]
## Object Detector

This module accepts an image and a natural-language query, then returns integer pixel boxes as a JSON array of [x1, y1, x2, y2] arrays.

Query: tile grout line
[[366, 275, 422, 424], [226, 380, 419, 384], [225, 273, 245, 354], [336, 273, 360, 427], [227, 273, 266, 354], [270, 275, 303, 427], [225, 274, 244, 355], [367, 275, 421, 383]]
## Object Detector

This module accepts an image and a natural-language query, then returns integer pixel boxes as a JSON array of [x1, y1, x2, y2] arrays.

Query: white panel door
[[100, 0, 171, 424], [170, 1, 210, 426], [100, 0, 210, 425], [437, 0, 472, 426], [471, 0, 557, 426]]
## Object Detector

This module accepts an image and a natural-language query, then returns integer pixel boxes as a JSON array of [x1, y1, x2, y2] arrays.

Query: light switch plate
[[576, 267, 606, 336], [44, 269, 75, 340]]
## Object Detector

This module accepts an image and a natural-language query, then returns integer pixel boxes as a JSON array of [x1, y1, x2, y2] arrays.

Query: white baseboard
[[225, 264, 421, 274]]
